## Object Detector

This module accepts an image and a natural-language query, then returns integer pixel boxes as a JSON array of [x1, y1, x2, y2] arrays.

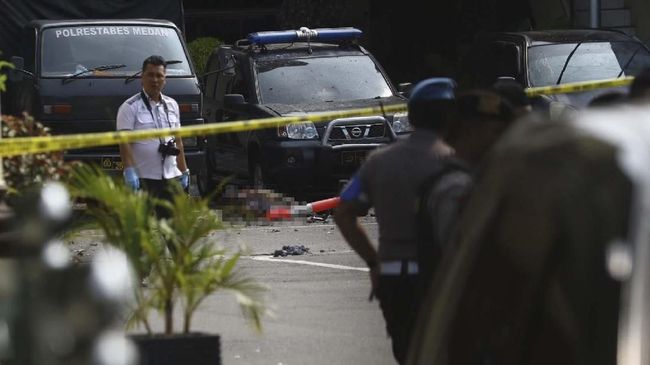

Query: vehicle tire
[[195, 167, 212, 197], [198, 149, 220, 197], [251, 161, 265, 190]]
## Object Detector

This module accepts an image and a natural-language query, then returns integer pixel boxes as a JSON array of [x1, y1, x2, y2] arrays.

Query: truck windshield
[[528, 41, 650, 86], [41, 26, 192, 77], [255, 55, 393, 104]]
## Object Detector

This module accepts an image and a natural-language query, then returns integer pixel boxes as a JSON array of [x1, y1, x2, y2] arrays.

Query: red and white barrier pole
[[306, 197, 340, 214], [266, 196, 341, 221]]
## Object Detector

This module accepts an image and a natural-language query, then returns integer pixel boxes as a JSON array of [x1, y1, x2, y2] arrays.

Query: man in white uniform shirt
[[117, 55, 189, 214]]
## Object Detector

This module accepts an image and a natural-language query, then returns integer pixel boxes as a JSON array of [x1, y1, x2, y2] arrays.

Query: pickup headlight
[[278, 121, 319, 139], [391, 112, 412, 133]]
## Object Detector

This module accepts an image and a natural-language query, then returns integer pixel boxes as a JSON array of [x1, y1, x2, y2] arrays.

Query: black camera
[[158, 139, 180, 157]]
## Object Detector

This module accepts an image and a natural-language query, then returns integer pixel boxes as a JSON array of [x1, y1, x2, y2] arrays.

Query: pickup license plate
[[341, 151, 367, 166], [100, 157, 123, 170]]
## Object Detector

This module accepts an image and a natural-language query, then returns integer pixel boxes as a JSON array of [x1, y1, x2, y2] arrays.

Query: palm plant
[[67, 164, 267, 335]]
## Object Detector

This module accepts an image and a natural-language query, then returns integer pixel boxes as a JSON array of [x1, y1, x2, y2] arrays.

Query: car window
[[528, 41, 650, 87], [41, 26, 193, 77], [472, 42, 521, 85], [229, 60, 250, 101], [204, 54, 219, 99], [255, 55, 393, 104], [22, 28, 36, 72]]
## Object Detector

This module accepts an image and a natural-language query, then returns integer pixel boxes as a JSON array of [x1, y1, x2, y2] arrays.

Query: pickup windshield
[[255, 55, 393, 104], [41, 25, 192, 77], [528, 41, 650, 87]]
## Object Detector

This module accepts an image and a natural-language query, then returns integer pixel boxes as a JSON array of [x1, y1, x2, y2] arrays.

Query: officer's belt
[[380, 260, 419, 275]]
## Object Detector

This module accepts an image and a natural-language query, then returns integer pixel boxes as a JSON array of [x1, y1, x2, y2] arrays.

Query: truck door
[[7, 27, 37, 116], [213, 53, 249, 179]]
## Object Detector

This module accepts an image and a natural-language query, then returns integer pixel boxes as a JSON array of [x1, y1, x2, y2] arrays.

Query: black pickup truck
[[201, 27, 408, 197], [464, 29, 650, 111]]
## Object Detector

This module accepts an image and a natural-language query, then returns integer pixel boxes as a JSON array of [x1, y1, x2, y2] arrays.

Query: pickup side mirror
[[224, 94, 246, 107], [398, 82, 413, 97]]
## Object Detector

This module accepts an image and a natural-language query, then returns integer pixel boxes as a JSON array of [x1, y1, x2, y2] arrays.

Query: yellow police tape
[[0, 76, 635, 158], [525, 76, 633, 97], [0, 103, 408, 158]]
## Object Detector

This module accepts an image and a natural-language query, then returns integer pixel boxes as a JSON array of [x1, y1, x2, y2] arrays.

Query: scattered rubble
[[306, 214, 329, 224], [273, 245, 310, 257]]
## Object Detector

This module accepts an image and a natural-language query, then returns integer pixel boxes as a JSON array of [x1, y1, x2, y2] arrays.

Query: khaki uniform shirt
[[339, 129, 452, 261]]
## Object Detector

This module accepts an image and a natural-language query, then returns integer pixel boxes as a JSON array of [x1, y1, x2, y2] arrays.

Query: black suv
[[201, 27, 408, 197], [464, 29, 650, 110]]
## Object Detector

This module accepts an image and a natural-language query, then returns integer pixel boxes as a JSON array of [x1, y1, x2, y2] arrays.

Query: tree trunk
[[164, 298, 174, 334]]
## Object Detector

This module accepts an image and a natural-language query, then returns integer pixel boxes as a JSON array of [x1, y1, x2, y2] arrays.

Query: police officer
[[334, 78, 455, 364], [117, 55, 189, 206], [421, 90, 516, 259]]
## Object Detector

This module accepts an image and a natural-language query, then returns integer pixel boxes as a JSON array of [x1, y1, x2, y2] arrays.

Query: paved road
[[69, 216, 397, 365], [204, 218, 395, 365]]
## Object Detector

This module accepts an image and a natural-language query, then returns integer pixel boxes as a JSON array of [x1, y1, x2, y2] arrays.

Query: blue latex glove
[[123, 167, 140, 191], [180, 169, 190, 189]]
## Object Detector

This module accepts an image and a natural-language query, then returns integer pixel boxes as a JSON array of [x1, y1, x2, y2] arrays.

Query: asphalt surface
[[67, 214, 397, 365]]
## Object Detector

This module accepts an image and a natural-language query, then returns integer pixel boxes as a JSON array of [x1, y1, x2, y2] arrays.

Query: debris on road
[[307, 214, 329, 224], [273, 245, 310, 257]]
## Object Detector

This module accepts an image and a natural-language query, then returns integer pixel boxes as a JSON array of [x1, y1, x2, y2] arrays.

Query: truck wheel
[[197, 151, 218, 197], [195, 168, 212, 197], [251, 162, 265, 190]]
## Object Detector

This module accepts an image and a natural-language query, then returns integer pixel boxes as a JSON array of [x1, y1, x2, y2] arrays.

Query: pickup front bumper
[[260, 116, 397, 193]]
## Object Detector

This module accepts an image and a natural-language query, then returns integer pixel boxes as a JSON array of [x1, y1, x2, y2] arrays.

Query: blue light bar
[[248, 27, 362, 45]]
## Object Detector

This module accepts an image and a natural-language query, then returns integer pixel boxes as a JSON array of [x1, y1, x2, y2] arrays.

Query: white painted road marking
[[249, 255, 369, 272]]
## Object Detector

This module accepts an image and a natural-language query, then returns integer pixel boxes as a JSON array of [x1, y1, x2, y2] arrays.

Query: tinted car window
[[41, 26, 192, 77], [255, 55, 393, 104], [528, 41, 650, 86]]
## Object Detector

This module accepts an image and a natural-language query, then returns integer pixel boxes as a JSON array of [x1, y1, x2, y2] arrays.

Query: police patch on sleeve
[[340, 174, 363, 202]]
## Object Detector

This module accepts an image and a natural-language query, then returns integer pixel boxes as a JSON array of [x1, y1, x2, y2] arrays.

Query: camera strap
[[140, 91, 172, 145]]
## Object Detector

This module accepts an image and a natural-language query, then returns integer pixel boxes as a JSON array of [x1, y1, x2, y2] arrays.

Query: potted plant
[[67, 164, 267, 365], [1, 113, 76, 203]]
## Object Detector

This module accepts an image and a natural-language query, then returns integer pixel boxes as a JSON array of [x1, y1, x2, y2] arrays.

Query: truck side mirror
[[224, 94, 246, 107], [223, 55, 236, 76], [10, 56, 24, 70], [398, 82, 413, 97], [8, 56, 26, 82]]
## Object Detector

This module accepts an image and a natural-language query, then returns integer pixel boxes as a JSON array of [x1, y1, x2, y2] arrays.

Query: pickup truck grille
[[322, 116, 395, 146], [328, 123, 387, 141]]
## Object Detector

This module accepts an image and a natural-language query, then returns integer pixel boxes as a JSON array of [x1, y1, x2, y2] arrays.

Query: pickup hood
[[535, 85, 628, 110], [263, 96, 406, 116]]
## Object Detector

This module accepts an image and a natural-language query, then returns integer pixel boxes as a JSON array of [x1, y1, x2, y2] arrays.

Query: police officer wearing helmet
[[334, 78, 456, 364], [117, 55, 189, 210]]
